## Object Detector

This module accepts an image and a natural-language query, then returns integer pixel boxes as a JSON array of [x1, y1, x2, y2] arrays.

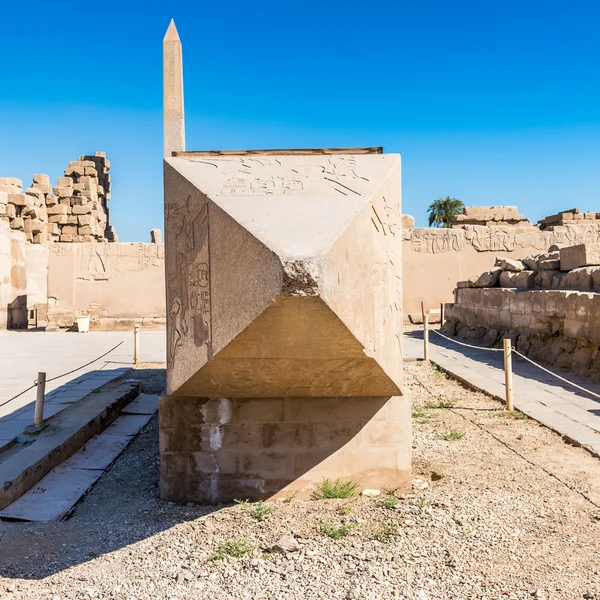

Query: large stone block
[[560, 243, 600, 271], [161, 151, 408, 503]]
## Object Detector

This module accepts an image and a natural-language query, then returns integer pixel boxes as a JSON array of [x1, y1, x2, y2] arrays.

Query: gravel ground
[[0, 363, 600, 600]]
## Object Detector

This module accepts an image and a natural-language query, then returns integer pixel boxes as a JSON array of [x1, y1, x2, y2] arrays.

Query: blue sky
[[1, 0, 600, 240]]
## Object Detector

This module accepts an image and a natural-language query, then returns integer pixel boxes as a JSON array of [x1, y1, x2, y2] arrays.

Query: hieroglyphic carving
[[72, 243, 162, 281], [406, 223, 600, 254], [210, 156, 369, 198], [165, 190, 210, 365]]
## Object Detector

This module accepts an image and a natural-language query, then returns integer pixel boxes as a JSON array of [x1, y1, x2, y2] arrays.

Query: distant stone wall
[[402, 221, 600, 318], [444, 287, 600, 378], [0, 221, 27, 330], [47, 241, 165, 330], [0, 151, 116, 245]]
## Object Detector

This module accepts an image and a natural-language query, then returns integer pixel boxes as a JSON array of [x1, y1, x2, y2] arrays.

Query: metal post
[[34, 372, 46, 426], [503, 338, 514, 412], [423, 315, 430, 362], [440, 302, 445, 326], [134, 325, 140, 366]]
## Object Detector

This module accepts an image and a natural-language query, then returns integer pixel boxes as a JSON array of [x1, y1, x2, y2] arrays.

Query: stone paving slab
[[0, 394, 159, 521], [403, 329, 600, 458], [0, 330, 165, 443]]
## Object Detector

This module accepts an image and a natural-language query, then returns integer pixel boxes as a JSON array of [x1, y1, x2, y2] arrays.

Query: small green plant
[[494, 410, 528, 420], [235, 499, 274, 520], [438, 429, 465, 441], [424, 399, 455, 409], [379, 494, 399, 509], [410, 498, 427, 509], [312, 478, 359, 499], [318, 522, 357, 540], [283, 491, 299, 503], [371, 522, 401, 543], [209, 539, 252, 561], [412, 408, 433, 424], [337, 503, 353, 515]]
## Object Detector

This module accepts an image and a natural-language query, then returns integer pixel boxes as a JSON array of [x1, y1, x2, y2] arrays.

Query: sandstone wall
[[0, 221, 27, 330], [0, 152, 116, 245], [444, 287, 600, 377], [47, 242, 166, 330], [402, 222, 600, 318]]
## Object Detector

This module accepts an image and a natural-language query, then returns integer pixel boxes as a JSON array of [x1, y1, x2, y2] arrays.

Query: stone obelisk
[[163, 19, 185, 158]]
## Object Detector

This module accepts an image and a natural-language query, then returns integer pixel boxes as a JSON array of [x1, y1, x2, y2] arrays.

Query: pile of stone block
[[52, 152, 113, 243], [538, 208, 600, 230], [0, 152, 117, 244], [459, 243, 600, 292], [0, 176, 50, 244], [452, 206, 531, 227]]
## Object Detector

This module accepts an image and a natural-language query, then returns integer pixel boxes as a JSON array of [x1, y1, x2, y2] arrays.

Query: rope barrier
[[429, 328, 504, 352], [511, 348, 600, 401], [0, 332, 134, 409]]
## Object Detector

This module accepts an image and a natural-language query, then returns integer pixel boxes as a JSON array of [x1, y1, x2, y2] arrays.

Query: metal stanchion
[[423, 315, 430, 362]]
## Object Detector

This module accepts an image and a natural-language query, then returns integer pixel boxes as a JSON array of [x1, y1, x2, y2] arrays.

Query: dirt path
[[0, 364, 599, 599]]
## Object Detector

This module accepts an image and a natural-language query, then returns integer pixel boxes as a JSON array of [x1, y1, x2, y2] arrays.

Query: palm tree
[[427, 196, 464, 228]]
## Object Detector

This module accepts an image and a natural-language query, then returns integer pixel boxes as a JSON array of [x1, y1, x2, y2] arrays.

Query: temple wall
[[47, 242, 166, 330], [444, 287, 600, 378], [402, 223, 600, 318]]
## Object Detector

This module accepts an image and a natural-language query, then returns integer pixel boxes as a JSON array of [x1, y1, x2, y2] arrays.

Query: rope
[[512, 349, 600, 401], [0, 384, 37, 409], [0, 332, 134, 409], [429, 328, 503, 352], [407, 368, 600, 510]]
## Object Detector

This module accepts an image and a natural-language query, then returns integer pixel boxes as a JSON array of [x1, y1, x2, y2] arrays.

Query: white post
[[134, 325, 140, 366], [503, 338, 514, 412], [423, 315, 430, 362], [34, 372, 46, 426]]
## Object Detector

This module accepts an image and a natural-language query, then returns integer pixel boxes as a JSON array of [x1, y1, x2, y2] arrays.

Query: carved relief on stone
[[165, 192, 210, 365], [200, 156, 371, 198]]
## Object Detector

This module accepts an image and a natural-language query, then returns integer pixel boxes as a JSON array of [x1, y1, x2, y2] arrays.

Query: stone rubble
[[452, 205, 532, 227], [463, 244, 600, 292], [0, 152, 117, 244]]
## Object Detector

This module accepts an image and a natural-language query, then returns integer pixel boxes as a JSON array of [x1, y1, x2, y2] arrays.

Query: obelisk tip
[[164, 19, 180, 42]]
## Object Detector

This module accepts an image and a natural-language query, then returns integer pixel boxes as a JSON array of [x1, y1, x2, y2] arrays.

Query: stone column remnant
[[160, 151, 410, 503], [163, 20, 185, 159]]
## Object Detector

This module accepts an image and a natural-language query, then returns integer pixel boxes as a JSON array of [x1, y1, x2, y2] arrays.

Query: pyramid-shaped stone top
[[164, 150, 403, 398], [166, 153, 398, 258]]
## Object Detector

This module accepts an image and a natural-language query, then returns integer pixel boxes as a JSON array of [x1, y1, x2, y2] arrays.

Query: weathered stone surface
[[269, 534, 300, 554], [500, 258, 526, 272], [150, 228, 162, 244], [560, 243, 600, 271], [473, 267, 501, 288], [161, 151, 408, 503], [499, 270, 536, 289]]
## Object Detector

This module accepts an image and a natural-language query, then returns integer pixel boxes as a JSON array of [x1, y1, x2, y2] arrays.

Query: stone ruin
[[452, 205, 531, 227], [538, 207, 600, 230], [443, 242, 600, 378], [0, 151, 116, 244], [160, 150, 409, 503]]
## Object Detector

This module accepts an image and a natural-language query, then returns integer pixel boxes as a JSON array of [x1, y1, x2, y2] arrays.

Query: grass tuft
[[209, 539, 252, 561], [424, 399, 455, 409], [412, 408, 433, 424], [379, 494, 400, 509], [371, 522, 402, 543], [312, 478, 359, 500], [438, 429, 465, 441], [234, 499, 274, 520], [318, 522, 357, 540], [283, 491, 299, 503], [494, 410, 528, 420]]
